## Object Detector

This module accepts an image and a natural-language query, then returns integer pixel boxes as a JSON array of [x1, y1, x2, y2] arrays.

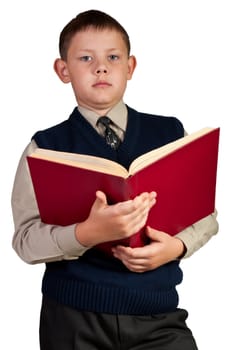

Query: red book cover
[[27, 127, 220, 254]]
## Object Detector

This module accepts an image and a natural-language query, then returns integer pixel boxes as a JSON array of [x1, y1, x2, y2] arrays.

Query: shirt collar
[[78, 100, 128, 132]]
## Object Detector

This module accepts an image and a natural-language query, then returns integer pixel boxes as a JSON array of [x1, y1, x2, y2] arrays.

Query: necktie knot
[[97, 116, 121, 150], [97, 116, 112, 128]]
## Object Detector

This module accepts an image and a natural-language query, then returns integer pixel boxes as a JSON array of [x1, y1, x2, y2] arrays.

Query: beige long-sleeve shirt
[[11, 102, 219, 264]]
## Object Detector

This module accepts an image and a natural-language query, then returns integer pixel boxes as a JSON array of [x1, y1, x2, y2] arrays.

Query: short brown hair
[[59, 10, 131, 60]]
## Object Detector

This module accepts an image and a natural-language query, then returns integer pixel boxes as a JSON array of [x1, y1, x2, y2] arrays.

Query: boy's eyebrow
[[78, 48, 122, 53]]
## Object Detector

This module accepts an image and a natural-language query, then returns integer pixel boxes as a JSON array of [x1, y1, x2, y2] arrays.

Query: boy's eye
[[80, 56, 92, 62], [108, 55, 119, 61]]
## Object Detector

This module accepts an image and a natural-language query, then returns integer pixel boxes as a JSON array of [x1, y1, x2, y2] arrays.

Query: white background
[[1, 0, 231, 348]]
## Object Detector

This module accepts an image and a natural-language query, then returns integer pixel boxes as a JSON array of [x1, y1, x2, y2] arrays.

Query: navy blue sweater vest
[[33, 106, 184, 315]]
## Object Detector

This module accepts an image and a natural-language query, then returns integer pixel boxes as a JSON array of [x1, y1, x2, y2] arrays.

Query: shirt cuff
[[56, 224, 90, 259], [175, 227, 196, 259], [175, 211, 219, 259]]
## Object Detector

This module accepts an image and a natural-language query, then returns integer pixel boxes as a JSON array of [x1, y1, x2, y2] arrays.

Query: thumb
[[90, 191, 108, 213], [146, 226, 164, 242], [95, 190, 108, 207]]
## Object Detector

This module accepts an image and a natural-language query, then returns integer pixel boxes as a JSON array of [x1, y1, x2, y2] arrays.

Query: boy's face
[[54, 28, 136, 114]]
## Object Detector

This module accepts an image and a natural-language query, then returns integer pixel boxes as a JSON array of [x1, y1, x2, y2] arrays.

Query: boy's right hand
[[75, 191, 156, 247]]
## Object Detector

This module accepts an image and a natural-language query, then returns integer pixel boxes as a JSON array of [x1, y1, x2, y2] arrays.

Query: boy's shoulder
[[127, 105, 184, 132], [31, 108, 81, 150]]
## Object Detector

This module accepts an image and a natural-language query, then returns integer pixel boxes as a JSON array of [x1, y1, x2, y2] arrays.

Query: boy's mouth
[[93, 81, 112, 87]]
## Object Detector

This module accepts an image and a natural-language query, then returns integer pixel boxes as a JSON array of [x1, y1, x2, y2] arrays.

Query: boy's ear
[[54, 58, 71, 83], [127, 55, 137, 80]]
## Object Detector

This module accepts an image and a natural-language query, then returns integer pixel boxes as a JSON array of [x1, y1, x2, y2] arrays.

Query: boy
[[12, 9, 218, 350]]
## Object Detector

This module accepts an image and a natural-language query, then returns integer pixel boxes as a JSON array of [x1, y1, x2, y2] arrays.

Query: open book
[[27, 127, 220, 254]]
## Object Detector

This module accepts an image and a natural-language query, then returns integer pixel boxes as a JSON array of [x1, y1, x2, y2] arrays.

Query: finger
[[121, 261, 149, 273], [125, 196, 153, 221], [113, 252, 148, 266], [122, 192, 152, 209], [113, 245, 151, 260], [149, 192, 157, 208], [125, 208, 149, 233]]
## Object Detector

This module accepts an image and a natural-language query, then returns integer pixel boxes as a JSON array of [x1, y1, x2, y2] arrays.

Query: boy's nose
[[95, 59, 108, 75], [96, 68, 107, 74]]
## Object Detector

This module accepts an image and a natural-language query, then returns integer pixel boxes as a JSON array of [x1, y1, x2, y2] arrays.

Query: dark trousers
[[40, 297, 198, 350]]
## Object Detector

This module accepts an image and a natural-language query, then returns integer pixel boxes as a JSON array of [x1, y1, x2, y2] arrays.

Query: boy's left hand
[[112, 226, 185, 273]]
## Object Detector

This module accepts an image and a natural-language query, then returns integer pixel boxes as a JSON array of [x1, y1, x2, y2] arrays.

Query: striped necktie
[[97, 116, 121, 150]]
